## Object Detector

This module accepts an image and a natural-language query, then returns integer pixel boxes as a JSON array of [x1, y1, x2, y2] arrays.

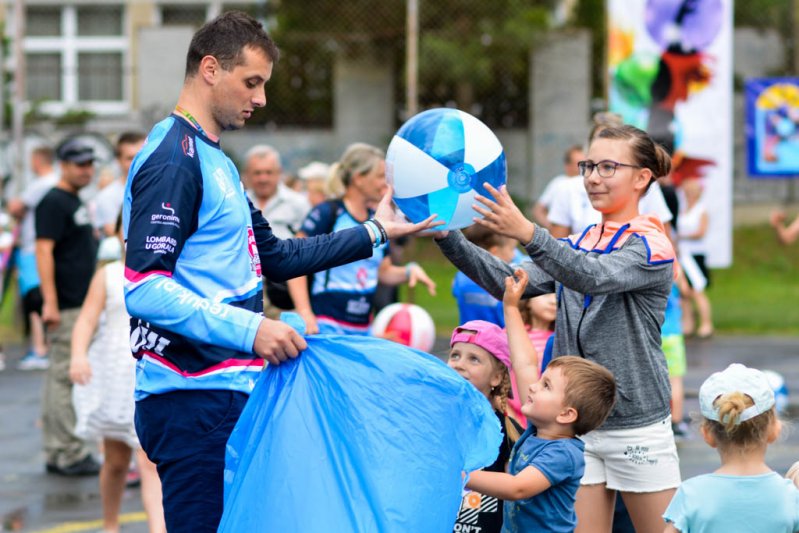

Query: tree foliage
[[252, 0, 555, 128]]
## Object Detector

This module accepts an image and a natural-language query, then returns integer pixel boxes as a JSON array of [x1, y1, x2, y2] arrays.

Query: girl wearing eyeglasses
[[435, 125, 679, 533]]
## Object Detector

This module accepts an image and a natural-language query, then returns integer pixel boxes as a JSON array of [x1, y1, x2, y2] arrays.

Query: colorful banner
[[608, 0, 733, 267], [745, 78, 799, 177]]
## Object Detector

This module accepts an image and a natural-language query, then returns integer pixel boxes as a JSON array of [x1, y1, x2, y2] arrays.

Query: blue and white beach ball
[[386, 108, 507, 230]]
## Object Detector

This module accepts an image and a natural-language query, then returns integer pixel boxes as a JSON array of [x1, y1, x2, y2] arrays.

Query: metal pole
[[0, 22, 5, 142], [11, 0, 25, 198], [406, 0, 419, 118], [794, 0, 799, 75]]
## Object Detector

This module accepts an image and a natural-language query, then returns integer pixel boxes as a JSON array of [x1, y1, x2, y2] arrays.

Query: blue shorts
[[135, 389, 249, 533]]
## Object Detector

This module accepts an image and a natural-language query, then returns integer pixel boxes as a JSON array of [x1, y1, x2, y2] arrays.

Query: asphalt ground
[[2, 335, 798, 532]]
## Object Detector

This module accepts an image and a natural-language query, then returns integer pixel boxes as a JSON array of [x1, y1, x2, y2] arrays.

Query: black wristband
[[372, 218, 389, 244]]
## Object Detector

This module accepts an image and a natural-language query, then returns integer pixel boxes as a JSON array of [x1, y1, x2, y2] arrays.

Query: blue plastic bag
[[220, 333, 501, 532]]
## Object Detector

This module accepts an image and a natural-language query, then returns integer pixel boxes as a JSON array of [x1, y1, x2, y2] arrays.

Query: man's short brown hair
[[548, 356, 616, 436], [185, 11, 279, 78]]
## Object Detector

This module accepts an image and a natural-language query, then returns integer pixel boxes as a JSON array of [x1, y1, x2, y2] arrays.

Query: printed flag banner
[[608, 0, 733, 267], [745, 78, 799, 177]]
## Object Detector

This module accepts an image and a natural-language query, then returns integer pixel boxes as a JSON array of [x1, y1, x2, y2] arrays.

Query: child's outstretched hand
[[472, 184, 536, 244], [503, 268, 528, 307]]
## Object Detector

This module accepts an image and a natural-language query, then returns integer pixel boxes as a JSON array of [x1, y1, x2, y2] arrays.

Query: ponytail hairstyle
[[594, 125, 672, 192], [325, 143, 384, 199], [702, 391, 778, 451], [486, 359, 520, 442]]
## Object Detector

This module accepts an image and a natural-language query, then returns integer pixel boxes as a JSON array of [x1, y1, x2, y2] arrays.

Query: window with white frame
[[156, 2, 269, 29], [23, 4, 128, 115]]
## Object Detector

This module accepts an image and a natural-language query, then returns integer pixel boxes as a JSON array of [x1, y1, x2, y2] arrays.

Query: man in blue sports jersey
[[123, 12, 438, 532]]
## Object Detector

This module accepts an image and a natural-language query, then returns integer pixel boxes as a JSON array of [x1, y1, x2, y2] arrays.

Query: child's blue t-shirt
[[502, 425, 585, 533], [452, 271, 505, 327], [663, 472, 799, 533]]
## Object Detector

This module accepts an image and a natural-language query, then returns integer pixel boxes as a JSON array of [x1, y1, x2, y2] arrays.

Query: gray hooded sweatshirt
[[437, 215, 675, 430]]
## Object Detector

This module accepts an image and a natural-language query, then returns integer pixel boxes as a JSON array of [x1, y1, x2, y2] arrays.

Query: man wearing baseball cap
[[35, 136, 99, 476]]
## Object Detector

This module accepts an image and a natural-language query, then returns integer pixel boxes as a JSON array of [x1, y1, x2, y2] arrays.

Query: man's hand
[[42, 301, 61, 330], [252, 317, 308, 365], [373, 185, 444, 240]]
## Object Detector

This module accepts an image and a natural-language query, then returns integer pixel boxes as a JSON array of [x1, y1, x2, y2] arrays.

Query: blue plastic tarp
[[220, 333, 501, 532]]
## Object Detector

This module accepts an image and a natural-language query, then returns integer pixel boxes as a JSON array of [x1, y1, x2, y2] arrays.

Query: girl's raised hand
[[503, 268, 529, 307], [472, 184, 536, 244]]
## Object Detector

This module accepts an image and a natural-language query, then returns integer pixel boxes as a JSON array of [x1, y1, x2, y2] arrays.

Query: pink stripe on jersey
[[140, 351, 264, 377], [125, 267, 173, 283]]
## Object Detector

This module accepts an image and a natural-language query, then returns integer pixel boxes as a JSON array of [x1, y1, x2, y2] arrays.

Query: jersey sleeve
[[125, 162, 200, 278], [124, 162, 263, 355], [248, 198, 373, 283]]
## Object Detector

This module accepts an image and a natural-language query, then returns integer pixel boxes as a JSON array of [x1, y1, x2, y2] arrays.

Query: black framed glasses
[[578, 160, 642, 178]]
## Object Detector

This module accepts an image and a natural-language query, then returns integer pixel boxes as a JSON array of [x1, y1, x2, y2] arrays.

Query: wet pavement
[[1, 335, 798, 532]]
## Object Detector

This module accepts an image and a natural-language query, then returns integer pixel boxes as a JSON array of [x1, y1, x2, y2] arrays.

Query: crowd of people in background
[[0, 11, 797, 533], [0, 116, 797, 533], [0, 113, 796, 533]]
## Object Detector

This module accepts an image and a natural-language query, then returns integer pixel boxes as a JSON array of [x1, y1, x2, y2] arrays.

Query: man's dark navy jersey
[[123, 115, 372, 399]]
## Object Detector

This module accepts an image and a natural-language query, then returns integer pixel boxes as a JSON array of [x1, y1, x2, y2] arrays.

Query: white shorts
[[579, 416, 681, 493]]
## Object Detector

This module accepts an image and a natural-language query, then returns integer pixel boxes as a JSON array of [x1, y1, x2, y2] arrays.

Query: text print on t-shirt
[[151, 202, 181, 228], [624, 445, 658, 466]]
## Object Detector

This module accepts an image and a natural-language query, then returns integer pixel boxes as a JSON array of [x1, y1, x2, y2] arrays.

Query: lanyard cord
[[174, 105, 206, 136]]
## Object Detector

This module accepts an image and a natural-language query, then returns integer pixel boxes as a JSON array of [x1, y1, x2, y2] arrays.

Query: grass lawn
[[0, 277, 22, 344], [709, 224, 799, 334], [401, 224, 799, 336], [2, 223, 798, 343]]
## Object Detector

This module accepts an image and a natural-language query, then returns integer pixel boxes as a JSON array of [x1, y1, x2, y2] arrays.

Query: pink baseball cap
[[450, 320, 511, 369]]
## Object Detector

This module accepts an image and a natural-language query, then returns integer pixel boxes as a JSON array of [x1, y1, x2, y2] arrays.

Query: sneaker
[[17, 352, 50, 370], [46, 455, 101, 477]]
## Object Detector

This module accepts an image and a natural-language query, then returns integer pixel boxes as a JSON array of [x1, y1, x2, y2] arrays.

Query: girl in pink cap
[[448, 319, 523, 533]]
